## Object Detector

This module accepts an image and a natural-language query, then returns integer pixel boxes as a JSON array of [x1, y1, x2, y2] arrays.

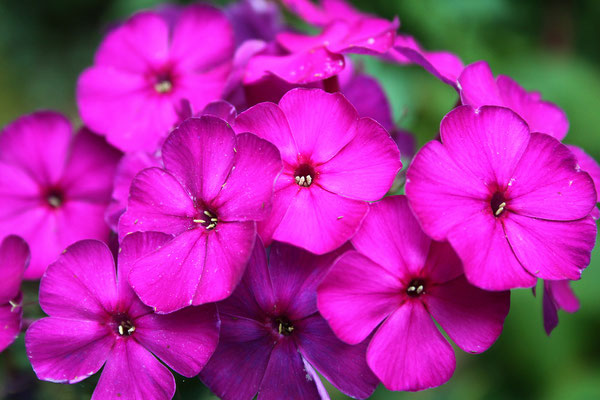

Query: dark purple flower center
[[294, 164, 316, 187], [273, 316, 294, 336], [406, 279, 426, 298], [193, 209, 218, 231], [44, 187, 64, 209], [113, 313, 135, 336], [490, 192, 507, 217], [153, 70, 174, 94]]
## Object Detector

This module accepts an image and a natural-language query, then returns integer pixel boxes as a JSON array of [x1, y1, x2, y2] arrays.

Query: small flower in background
[[25, 236, 220, 400], [0, 236, 29, 353], [0, 111, 121, 279], [77, 4, 235, 153], [200, 239, 379, 400], [317, 195, 510, 391], [406, 106, 597, 290], [119, 116, 282, 313], [234, 88, 402, 254]]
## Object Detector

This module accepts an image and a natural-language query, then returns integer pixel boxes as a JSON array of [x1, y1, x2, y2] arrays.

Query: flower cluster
[[1, 0, 598, 399]]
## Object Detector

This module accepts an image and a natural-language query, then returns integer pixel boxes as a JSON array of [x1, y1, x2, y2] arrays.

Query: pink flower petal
[[258, 339, 322, 399], [192, 221, 256, 305], [406, 140, 490, 241], [161, 116, 236, 203], [351, 196, 430, 279], [92, 339, 175, 400], [129, 230, 208, 313], [282, 0, 367, 26], [169, 4, 234, 72], [0, 294, 22, 352], [200, 314, 273, 400], [440, 106, 530, 189], [0, 235, 29, 303], [341, 73, 394, 131], [134, 304, 220, 377], [118, 167, 196, 241], [39, 240, 118, 320], [317, 118, 401, 200], [507, 133, 596, 221], [295, 314, 378, 399], [60, 128, 121, 200], [457, 61, 502, 106], [0, 111, 71, 184], [272, 183, 368, 254], [503, 213, 597, 281], [25, 317, 113, 384], [447, 211, 536, 290], [94, 12, 169, 71], [201, 100, 238, 124], [212, 133, 282, 222], [543, 280, 580, 335], [425, 275, 509, 353], [234, 102, 299, 164], [317, 250, 402, 345], [568, 145, 600, 202], [257, 181, 298, 246], [367, 302, 455, 391], [279, 89, 358, 164]]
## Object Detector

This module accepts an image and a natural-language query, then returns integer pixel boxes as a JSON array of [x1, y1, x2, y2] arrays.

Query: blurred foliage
[[1, 0, 599, 399]]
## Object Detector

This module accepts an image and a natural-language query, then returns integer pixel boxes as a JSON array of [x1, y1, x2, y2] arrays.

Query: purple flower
[[281, 0, 374, 27], [458, 61, 569, 140], [542, 280, 580, 336], [406, 106, 597, 290], [317, 195, 510, 391], [388, 34, 464, 88], [77, 4, 235, 152], [200, 239, 378, 399], [0, 111, 121, 279], [25, 236, 219, 399], [233, 88, 402, 254], [119, 116, 282, 313], [568, 145, 600, 219], [0, 236, 29, 353], [225, 0, 284, 45]]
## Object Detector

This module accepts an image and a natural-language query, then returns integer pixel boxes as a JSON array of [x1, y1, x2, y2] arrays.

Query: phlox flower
[[317, 195, 510, 391], [225, 0, 283, 45], [0, 236, 29, 352], [233, 88, 402, 254], [77, 4, 235, 152], [200, 239, 379, 399], [406, 106, 597, 290], [25, 236, 219, 400], [119, 116, 282, 313], [281, 0, 369, 27], [458, 60, 569, 140], [0, 111, 120, 279]]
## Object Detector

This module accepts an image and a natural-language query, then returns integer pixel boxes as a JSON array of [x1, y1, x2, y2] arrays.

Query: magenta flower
[[388, 34, 464, 88], [0, 236, 29, 353], [406, 106, 597, 290], [0, 111, 121, 279], [568, 144, 600, 219], [458, 61, 569, 140], [77, 4, 235, 152], [119, 116, 282, 312], [317, 195, 510, 391], [543, 280, 580, 336], [233, 88, 402, 254], [25, 236, 219, 399], [200, 239, 379, 399], [281, 0, 374, 27]]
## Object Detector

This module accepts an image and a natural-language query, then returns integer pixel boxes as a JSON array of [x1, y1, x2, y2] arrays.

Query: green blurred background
[[1, 0, 599, 399]]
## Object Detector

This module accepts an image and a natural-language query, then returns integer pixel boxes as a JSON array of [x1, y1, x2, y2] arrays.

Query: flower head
[[77, 4, 235, 152], [317, 195, 510, 391], [25, 236, 219, 399], [458, 61, 569, 140], [119, 116, 282, 312], [233, 88, 402, 254], [200, 239, 378, 399], [406, 106, 597, 290], [0, 235, 29, 353], [0, 111, 120, 279]]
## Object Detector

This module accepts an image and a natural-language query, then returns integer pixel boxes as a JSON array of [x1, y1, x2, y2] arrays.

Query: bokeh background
[[1, 0, 599, 399]]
